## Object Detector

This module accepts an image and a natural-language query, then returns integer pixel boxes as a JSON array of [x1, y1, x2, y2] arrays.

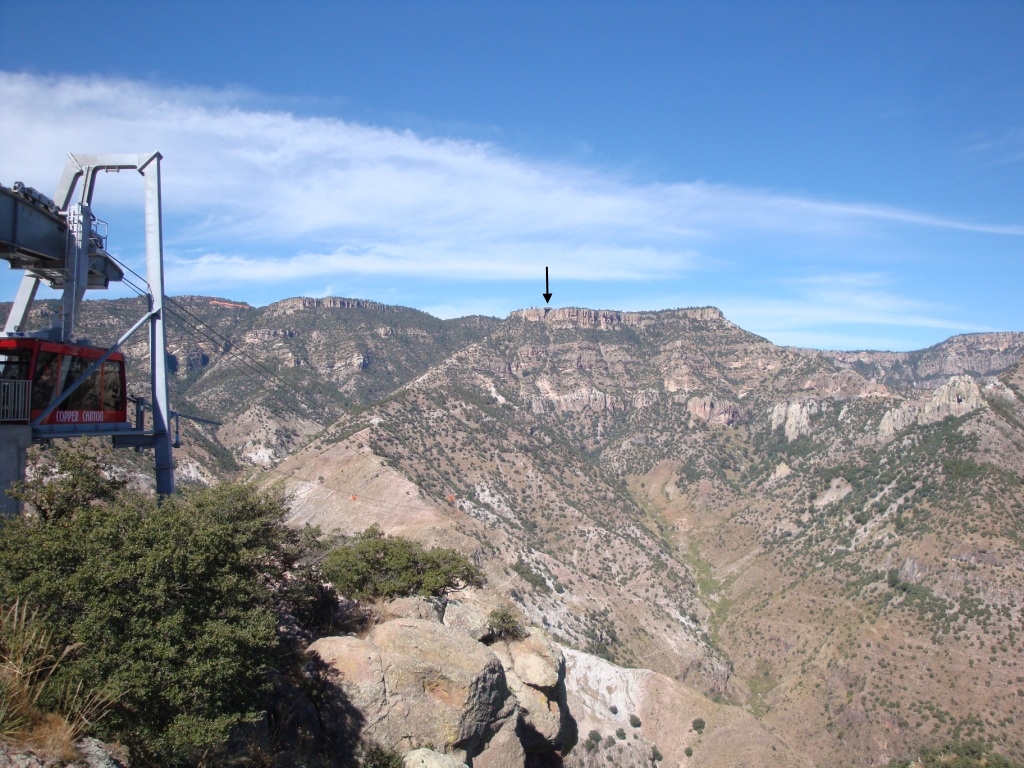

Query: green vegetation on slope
[[0, 448, 338, 765], [886, 740, 1024, 768], [321, 523, 484, 601]]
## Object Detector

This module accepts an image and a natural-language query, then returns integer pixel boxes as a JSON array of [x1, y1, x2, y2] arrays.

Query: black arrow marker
[[543, 266, 552, 303]]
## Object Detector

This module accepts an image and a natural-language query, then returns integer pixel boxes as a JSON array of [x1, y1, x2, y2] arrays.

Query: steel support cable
[[112, 277, 263, 409], [109, 253, 330, 421], [109, 256, 151, 294], [113, 254, 305, 404], [162, 296, 325, 415], [132, 301, 322, 422], [120, 278, 150, 299], [162, 306, 320, 421], [166, 310, 322, 417]]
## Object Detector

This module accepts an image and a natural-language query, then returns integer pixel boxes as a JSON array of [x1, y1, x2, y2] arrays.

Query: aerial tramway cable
[[109, 255, 326, 421], [113, 260, 466, 513], [115, 258, 314, 408], [165, 305, 323, 420]]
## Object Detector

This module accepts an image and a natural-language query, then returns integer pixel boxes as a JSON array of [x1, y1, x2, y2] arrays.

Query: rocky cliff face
[[12, 295, 1024, 767], [820, 331, 1024, 392], [302, 596, 797, 768], [877, 375, 985, 438], [510, 305, 725, 329]]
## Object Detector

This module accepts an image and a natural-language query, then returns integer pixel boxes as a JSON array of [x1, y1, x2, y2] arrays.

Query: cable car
[[0, 338, 127, 425]]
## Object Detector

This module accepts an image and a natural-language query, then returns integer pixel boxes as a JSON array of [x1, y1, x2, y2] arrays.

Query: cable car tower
[[0, 153, 174, 511]]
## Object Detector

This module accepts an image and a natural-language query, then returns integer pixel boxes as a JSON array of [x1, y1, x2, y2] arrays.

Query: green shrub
[[321, 524, 484, 601], [0, 458, 310, 765], [362, 743, 404, 768], [685, 746, 694, 757], [691, 717, 705, 734], [511, 557, 551, 593], [884, 739, 1024, 768], [616, 728, 626, 740], [629, 713, 642, 727], [8, 446, 125, 522], [486, 607, 527, 641]]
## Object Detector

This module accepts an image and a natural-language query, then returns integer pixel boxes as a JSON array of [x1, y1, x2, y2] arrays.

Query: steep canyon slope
[[11, 296, 1024, 766], [270, 303, 1024, 766]]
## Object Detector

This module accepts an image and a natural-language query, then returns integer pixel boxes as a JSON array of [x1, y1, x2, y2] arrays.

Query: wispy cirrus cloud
[[959, 127, 1024, 167], [718, 272, 994, 351], [2, 70, 1022, 293], [1, 72, 1020, 351]]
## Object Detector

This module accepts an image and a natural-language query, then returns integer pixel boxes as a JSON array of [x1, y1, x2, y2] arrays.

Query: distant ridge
[[509, 305, 726, 328], [267, 296, 409, 314]]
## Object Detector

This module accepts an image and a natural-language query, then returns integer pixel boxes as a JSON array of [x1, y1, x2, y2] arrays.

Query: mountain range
[[7, 295, 1024, 767]]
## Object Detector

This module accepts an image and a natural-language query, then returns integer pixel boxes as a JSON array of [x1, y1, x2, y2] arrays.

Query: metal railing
[[0, 379, 30, 423]]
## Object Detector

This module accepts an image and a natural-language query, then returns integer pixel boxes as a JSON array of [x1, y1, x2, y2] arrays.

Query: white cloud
[[2, 72, 1020, 352], [715, 272, 993, 350], [3, 70, 1022, 293]]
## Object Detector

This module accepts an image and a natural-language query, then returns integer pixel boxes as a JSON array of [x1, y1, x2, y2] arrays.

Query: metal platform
[[0, 182, 123, 291], [1, 152, 175, 497]]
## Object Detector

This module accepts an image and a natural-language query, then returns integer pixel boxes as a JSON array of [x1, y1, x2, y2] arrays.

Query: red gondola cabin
[[0, 338, 127, 425]]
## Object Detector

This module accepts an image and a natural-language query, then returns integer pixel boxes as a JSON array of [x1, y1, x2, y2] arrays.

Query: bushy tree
[[0, 454, 311, 765], [321, 524, 483, 601], [8, 446, 125, 522], [486, 607, 527, 641]]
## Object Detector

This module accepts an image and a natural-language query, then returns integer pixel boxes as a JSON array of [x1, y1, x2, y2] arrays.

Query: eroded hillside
[[12, 296, 1024, 766], [2, 296, 499, 476], [266, 303, 1024, 766]]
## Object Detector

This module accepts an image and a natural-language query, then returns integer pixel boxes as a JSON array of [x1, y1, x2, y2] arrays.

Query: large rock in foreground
[[403, 748, 469, 768], [309, 618, 513, 761]]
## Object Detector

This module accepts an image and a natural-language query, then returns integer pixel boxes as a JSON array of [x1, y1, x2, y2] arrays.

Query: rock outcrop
[[309, 619, 513, 762], [441, 598, 492, 642], [686, 395, 740, 425], [770, 399, 822, 441], [472, 718, 524, 768], [823, 331, 1024, 390], [268, 297, 399, 315], [491, 631, 575, 755], [878, 375, 984, 438], [403, 748, 469, 768], [562, 649, 800, 768], [0, 738, 127, 768], [307, 606, 812, 768], [530, 386, 620, 414], [510, 306, 725, 330], [309, 617, 574, 767]]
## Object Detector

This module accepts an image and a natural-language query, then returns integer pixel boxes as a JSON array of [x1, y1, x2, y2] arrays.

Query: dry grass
[[0, 599, 118, 759]]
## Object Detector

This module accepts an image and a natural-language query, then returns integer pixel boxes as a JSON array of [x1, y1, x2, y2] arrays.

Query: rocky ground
[[299, 591, 803, 768]]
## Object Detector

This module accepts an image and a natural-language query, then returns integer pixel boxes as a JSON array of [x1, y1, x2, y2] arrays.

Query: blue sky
[[1, 2, 1022, 351]]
